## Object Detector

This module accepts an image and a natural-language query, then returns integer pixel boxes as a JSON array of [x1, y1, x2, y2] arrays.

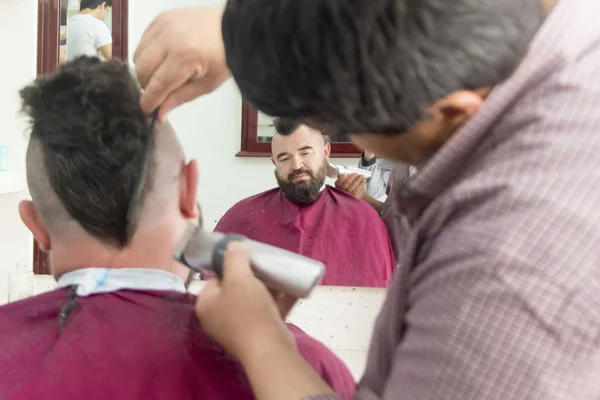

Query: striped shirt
[[307, 0, 600, 399], [357, 156, 395, 200]]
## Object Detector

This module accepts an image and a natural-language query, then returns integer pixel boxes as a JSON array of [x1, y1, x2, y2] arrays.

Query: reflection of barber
[[335, 159, 411, 215], [356, 151, 394, 200], [67, 0, 112, 61]]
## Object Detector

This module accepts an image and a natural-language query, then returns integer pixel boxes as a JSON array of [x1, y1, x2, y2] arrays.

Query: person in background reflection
[[214, 117, 395, 288], [355, 152, 395, 200], [336, 160, 412, 216], [66, 0, 113, 61], [0, 57, 355, 400], [356, 152, 418, 200]]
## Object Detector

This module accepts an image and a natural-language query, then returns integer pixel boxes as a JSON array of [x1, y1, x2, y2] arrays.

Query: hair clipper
[[173, 226, 325, 298], [327, 163, 372, 179]]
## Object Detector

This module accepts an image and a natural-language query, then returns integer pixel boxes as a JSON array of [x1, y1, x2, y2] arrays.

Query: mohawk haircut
[[20, 56, 154, 247]]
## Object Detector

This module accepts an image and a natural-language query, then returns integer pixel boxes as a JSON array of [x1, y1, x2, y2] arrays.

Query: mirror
[[256, 111, 354, 144], [60, 0, 113, 64], [238, 102, 359, 157], [223, 106, 394, 289], [257, 110, 275, 143], [34, 0, 128, 275]]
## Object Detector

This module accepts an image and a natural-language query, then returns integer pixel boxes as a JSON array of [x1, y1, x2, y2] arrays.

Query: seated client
[[0, 57, 355, 400], [215, 118, 395, 287]]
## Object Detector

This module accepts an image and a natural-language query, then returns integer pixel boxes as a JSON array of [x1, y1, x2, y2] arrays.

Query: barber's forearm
[[239, 332, 336, 400], [362, 194, 383, 214]]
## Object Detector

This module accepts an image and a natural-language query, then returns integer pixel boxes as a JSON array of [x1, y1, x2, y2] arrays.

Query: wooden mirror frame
[[237, 102, 361, 158], [33, 0, 129, 275]]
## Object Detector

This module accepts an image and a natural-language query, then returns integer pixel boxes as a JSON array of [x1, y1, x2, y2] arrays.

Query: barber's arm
[[357, 152, 392, 200], [99, 44, 112, 60], [197, 239, 588, 400], [195, 243, 337, 400]]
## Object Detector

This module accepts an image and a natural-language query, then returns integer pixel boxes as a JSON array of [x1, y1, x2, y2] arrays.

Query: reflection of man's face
[[272, 126, 330, 203], [275, 158, 328, 204]]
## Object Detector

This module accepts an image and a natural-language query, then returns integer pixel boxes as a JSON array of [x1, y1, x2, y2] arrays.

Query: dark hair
[[80, 0, 112, 11], [223, 0, 545, 135], [20, 56, 153, 248], [273, 117, 302, 135]]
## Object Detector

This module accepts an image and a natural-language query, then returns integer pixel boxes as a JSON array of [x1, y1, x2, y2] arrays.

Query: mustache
[[288, 169, 314, 180]]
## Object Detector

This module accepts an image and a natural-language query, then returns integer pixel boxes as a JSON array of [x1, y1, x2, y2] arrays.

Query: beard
[[275, 160, 328, 204]]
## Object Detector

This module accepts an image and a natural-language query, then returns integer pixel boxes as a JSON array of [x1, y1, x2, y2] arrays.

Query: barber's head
[[19, 56, 199, 278], [80, 0, 112, 19], [271, 118, 331, 203], [223, 0, 545, 165]]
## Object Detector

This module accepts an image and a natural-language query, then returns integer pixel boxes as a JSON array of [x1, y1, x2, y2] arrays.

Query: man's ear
[[431, 89, 488, 127], [179, 159, 199, 219], [324, 142, 331, 158], [19, 200, 51, 251]]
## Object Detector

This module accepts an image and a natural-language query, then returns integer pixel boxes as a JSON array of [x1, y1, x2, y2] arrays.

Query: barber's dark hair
[[273, 117, 302, 135], [223, 0, 545, 135], [19, 56, 153, 248], [80, 0, 112, 11]]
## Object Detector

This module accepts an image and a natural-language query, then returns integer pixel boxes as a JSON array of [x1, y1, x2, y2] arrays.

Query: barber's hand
[[133, 5, 231, 121], [335, 173, 366, 200], [196, 242, 297, 362]]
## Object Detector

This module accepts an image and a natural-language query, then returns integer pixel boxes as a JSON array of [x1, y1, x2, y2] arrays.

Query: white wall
[[0, 0, 38, 304], [129, 0, 358, 229]]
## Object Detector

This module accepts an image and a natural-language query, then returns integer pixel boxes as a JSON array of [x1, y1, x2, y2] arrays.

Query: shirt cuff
[[360, 153, 377, 167]]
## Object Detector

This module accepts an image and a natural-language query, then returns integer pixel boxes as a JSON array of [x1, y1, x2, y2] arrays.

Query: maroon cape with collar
[[0, 288, 355, 400], [215, 187, 395, 288]]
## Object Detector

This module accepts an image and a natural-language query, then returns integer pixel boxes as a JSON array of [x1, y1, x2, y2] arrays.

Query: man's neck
[[80, 8, 102, 20], [50, 225, 190, 282]]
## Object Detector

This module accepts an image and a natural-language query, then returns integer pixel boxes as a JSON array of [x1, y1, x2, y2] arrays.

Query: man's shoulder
[[0, 289, 67, 320], [69, 14, 108, 28], [226, 188, 281, 211], [325, 186, 381, 215], [0, 289, 69, 355], [215, 188, 280, 231]]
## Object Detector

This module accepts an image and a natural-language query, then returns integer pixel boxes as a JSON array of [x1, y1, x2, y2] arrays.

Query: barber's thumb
[[222, 241, 253, 280]]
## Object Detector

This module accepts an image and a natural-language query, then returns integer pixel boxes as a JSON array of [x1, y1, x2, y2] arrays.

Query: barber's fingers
[[273, 291, 298, 319], [198, 277, 221, 298], [195, 278, 222, 319], [335, 174, 350, 189], [133, 15, 162, 62], [347, 174, 366, 193], [336, 173, 364, 195], [140, 58, 203, 118], [134, 40, 167, 90], [267, 288, 298, 319], [221, 241, 256, 284]]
